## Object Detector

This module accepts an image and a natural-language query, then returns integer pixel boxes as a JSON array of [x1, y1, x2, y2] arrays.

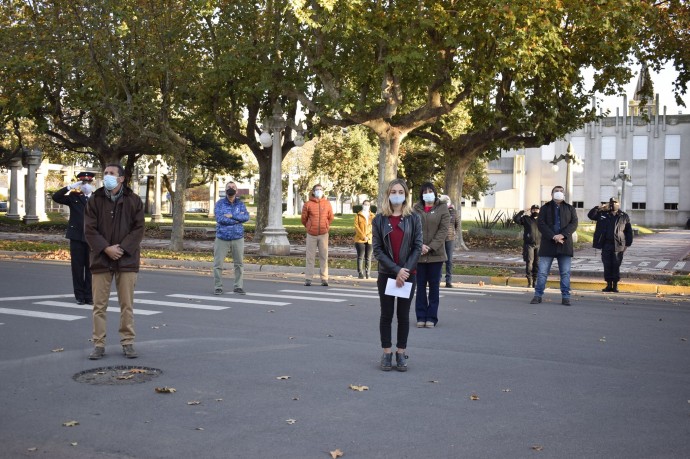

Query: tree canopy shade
[[288, 0, 690, 205]]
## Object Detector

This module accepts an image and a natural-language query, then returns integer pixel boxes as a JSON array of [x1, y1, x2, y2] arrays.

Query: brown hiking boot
[[122, 344, 138, 359], [88, 347, 105, 360]]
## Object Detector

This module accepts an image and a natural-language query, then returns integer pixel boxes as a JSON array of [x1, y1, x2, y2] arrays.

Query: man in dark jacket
[[513, 204, 541, 288], [51, 171, 95, 305], [530, 186, 579, 306], [588, 198, 633, 292], [84, 164, 144, 360], [213, 181, 250, 295]]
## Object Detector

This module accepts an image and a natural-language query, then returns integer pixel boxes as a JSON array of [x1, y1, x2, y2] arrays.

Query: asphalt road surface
[[1, 260, 689, 459]]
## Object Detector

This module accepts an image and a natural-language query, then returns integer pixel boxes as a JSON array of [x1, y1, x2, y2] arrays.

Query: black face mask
[[226, 188, 237, 197], [531, 212, 539, 218]]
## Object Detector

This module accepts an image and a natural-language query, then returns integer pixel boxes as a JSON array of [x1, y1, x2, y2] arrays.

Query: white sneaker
[[425, 321, 435, 328], [416, 321, 425, 328]]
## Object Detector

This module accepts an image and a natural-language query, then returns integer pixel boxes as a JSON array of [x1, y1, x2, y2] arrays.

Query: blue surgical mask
[[422, 192, 435, 203], [314, 190, 324, 199], [104, 175, 119, 190], [389, 194, 406, 205]]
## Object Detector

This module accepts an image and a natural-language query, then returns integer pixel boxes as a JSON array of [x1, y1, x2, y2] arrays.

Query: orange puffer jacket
[[301, 195, 334, 236]]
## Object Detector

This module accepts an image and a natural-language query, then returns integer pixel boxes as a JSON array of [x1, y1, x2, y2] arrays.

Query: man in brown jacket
[[301, 183, 334, 286], [84, 164, 145, 360]]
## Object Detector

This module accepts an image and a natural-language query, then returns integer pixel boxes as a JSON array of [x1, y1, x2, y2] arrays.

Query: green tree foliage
[[310, 126, 378, 211]]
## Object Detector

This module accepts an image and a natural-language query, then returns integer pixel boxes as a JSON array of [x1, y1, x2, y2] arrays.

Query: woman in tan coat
[[354, 200, 373, 279], [412, 182, 450, 328]]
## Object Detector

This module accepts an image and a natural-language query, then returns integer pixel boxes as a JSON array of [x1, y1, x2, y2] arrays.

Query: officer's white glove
[[67, 181, 82, 190]]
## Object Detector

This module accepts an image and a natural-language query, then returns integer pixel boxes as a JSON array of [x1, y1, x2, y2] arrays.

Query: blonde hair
[[379, 178, 413, 217]]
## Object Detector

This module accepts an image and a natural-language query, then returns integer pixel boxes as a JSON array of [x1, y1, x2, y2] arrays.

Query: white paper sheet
[[385, 278, 413, 299]]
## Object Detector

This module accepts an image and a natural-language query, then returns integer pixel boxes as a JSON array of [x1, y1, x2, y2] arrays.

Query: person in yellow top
[[354, 199, 374, 279]]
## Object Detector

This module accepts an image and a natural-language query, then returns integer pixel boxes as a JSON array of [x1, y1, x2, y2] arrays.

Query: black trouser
[[523, 244, 539, 279], [355, 242, 372, 275], [601, 242, 625, 282], [70, 239, 92, 302], [377, 273, 416, 349]]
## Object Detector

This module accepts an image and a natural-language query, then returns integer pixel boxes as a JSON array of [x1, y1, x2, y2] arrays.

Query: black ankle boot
[[602, 281, 613, 292], [395, 352, 408, 372], [380, 353, 392, 371], [612, 281, 619, 293]]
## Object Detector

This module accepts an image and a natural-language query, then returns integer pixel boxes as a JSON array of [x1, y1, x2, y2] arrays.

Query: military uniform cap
[[76, 171, 95, 181]]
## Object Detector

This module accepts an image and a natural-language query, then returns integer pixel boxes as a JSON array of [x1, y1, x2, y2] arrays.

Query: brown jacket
[[84, 186, 145, 274], [301, 195, 334, 236], [354, 211, 373, 243], [413, 200, 450, 263]]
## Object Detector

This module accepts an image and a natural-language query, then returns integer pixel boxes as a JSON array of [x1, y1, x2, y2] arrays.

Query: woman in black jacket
[[372, 179, 423, 372], [588, 198, 633, 292]]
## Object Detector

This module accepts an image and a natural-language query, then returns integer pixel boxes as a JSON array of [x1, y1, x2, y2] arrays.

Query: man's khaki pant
[[91, 271, 137, 347], [213, 237, 244, 290], [305, 233, 329, 282]]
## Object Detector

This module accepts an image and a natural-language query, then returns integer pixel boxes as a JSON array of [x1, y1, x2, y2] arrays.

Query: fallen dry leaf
[[599, 337, 607, 342], [96, 371, 106, 375], [288, 336, 295, 340], [286, 419, 297, 425], [276, 376, 291, 380], [116, 374, 134, 380], [531, 445, 544, 451], [70, 442, 78, 446], [155, 387, 176, 393], [292, 396, 300, 401], [27, 447, 38, 452], [62, 420, 79, 427], [428, 380, 439, 383], [468, 300, 477, 303], [478, 281, 485, 286], [502, 389, 511, 392], [195, 427, 204, 431], [683, 338, 689, 342], [127, 368, 148, 374], [349, 384, 369, 392], [215, 398, 224, 402], [51, 348, 64, 353], [330, 448, 344, 458], [268, 310, 275, 313], [187, 401, 201, 405], [470, 394, 479, 401]]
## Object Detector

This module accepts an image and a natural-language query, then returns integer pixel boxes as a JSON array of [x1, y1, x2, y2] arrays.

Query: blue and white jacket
[[215, 197, 250, 241]]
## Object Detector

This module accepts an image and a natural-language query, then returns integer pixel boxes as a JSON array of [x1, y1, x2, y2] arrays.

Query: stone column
[[207, 178, 217, 218], [35, 163, 48, 221], [6, 156, 23, 220], [259, 126, 290, 256], [22, 149, 42, 224], [286, 173, 294, 216], [151, 157, 163, 222]]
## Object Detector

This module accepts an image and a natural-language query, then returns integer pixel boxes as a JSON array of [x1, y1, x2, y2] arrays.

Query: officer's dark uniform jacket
[[372, 212, 423, 275], [84, 186, 145, 274], [513, 210, 541, 247], [537, 200, 578, 257], [52, 187, 88, 242], [588, 207, 633, 252]]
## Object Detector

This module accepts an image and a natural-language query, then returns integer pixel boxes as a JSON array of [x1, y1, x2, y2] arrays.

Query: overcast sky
[[594, 66, 689, 115]]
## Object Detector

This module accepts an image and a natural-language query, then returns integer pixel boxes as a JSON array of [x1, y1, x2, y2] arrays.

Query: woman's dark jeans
[[415, 262, 443, 324], [377, 273, 417, 349], [355, 242, 373, 275]]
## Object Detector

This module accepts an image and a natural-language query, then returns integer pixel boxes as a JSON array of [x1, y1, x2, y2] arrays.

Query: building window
[[632, 136, 648, 160], [664, 135, 681, 160], [632, 202, 646, 210], [571, 201, 584, 209], [664, 203, 679, 210], [601, 136, 616, 160], [471, 201, 478, 208]]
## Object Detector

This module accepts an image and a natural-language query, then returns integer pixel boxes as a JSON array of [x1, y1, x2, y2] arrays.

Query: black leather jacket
[[372, 212, 423, 275]]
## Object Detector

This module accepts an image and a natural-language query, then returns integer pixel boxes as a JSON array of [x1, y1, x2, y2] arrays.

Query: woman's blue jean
[[534, 255, 572, 299], [415, 262, 443, 324]]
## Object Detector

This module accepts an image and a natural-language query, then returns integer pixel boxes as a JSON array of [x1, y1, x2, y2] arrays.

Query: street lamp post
[[611, 161, 633, 212], [258, 101, 305, 256], [550, 142, 584, 203]]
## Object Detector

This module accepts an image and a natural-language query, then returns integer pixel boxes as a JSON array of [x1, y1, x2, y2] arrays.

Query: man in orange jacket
[[301, 183, 334, 286]]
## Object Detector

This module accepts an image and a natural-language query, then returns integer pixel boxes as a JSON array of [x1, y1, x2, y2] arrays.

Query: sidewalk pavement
[[1, 228, 689, 296]]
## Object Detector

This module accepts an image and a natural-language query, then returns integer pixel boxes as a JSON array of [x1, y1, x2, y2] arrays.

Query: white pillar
[[35, 163, 47, 221], [7, 157, 23, 220], [259, 127, 290, 256], [286, 173, 294, 215], [22, 149, 42, 224], [151, 157, 163, 222], [207, 178, 217, 218]]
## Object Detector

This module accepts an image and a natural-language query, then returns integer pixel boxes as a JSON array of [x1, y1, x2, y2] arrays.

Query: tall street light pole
[[550, 142, 584, 203], [258, 101, 305, 256]]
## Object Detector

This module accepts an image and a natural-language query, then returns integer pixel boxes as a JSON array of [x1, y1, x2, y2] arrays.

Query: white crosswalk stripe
[[673, 261, 686, 270], [244, 293, 346, 302], [279, 289, 379, 299], [0, 307, 84, 321], [35, 301, 161, 315], [655, 261, 669, 269], [0, 294, 75, 302], [167, 294, 289, 306], [134, 299, 229, 310]]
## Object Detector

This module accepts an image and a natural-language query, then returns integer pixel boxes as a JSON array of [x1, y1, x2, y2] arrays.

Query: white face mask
[[81, 183, 93, 196], [389, 194, 405, 205], [422, 192, 435, 203], [104, 175, 119, 191], [553, 191, 565, 201], [362, 205, 370, 213], [314, 189, 324, 199]]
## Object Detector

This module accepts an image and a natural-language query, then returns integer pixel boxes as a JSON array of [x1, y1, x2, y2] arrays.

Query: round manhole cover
[[73, 366, 163, 385]]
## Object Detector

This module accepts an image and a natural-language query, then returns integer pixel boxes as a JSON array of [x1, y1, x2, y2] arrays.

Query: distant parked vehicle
[[0, 201, 8, 213], [186, 207, 208, 213]]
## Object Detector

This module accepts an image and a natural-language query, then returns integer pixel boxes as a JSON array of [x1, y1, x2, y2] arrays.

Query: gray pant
[[213, 237, 244, 290]]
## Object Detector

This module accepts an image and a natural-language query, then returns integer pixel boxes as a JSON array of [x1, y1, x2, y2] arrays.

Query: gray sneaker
[[234, 287, 246, 295], [88, 347, 105, 360], [122, 344, 138, 359]]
